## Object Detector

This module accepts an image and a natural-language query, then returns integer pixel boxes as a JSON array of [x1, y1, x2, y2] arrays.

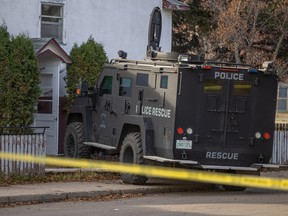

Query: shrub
[[0, 24, 41, 129], [0, 24, 10, 125], [65, 36, 108, 109]]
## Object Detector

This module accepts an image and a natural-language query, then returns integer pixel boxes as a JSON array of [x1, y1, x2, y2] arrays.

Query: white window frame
[[40, 2, 64, 42], [277, 83, 288, 113]]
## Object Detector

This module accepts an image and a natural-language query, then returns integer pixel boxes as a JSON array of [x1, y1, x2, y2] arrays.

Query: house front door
[[34, 65, 59, 155]]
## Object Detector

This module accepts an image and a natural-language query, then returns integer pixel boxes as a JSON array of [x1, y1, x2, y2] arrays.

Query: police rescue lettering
[[215, 72, 244, 81], [139, 105, 171, 118], [206, 151, 239, 160]]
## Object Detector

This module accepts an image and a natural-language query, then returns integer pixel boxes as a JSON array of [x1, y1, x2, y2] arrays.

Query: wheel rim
[[123, 146, 134, 163], [65, 133, 76, 157]]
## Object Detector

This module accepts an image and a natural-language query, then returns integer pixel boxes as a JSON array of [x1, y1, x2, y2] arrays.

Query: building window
[[41, 3, 63, 41], [277, 84, 288, 113], [38, 74, 53, 114]]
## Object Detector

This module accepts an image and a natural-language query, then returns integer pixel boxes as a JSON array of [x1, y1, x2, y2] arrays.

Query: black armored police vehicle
[[64, 50, 278, 189]]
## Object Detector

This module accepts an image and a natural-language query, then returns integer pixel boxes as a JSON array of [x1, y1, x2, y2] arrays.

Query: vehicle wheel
[[119, 132, 148, 185], [64, 122, 91, 158], [222, 170, 260, 191]]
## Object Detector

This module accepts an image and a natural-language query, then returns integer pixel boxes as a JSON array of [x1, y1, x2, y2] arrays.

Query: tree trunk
[[273, 32, 285, 62], [234, 44, 241, 63]]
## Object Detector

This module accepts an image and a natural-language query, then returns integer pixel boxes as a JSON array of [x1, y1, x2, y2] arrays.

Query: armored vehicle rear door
[[175, 67, 255, 151], [175, 66, 277, 165], [203, 72, 254, 148]]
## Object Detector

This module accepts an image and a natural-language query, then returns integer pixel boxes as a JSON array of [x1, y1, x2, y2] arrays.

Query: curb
[[0, 167, 213, 205], [0, 183, 212, 205]]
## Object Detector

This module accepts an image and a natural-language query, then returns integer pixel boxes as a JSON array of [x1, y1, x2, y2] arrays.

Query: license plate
[[176, 140, 192, 149]]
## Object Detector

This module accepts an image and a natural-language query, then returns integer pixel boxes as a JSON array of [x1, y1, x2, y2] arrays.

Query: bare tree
[[201, 0, 288, 79], [173, 0, 288, 79]]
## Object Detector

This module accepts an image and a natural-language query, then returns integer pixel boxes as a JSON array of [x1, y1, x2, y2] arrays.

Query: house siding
[[0, 0, 172, 60]]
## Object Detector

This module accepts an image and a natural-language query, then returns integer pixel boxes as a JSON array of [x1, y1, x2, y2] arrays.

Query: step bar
[[144, 156, 288, 171]]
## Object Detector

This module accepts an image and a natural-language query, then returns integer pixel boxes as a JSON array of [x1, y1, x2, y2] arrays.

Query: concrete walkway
[[0, 168, 211, 205]]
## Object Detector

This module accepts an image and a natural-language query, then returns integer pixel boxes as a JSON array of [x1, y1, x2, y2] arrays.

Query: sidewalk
[[0, 180, 197, 205], [0, 169, 211, 205], [0, 169, 287, 205]]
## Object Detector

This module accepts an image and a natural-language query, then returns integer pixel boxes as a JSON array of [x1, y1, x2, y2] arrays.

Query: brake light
[[263, 133, 271, 140], [177, 127, 184, 135]]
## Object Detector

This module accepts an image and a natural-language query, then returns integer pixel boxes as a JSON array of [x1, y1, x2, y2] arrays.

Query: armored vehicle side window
[[204, 79, 223, 93], [160, 75, 168, 89], [233, 81, 252, 95], [99, 76, 112, 96], [136, 73, 149, 86], [119, 77, 132, 97]]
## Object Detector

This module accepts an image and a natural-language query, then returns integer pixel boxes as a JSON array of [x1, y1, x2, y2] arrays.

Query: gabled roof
[[163, 0, 190, 11], [31, 38, 72, 64]]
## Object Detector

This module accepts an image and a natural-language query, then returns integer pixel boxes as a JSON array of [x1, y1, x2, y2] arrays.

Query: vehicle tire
[[64, 122, 91, 158], [222, 171, 260, 191], [119, 132, 148, 185]]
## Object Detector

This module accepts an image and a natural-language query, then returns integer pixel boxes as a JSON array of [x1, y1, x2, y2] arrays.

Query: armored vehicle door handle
[[227, 130, 239, 133], [178, 72, 183, 95], [146, 98, 158, 102], [123, 100, 130, 115], [211, 129, 224, 132], [104, 100, 110, 111], [124, 102, 130, 114]]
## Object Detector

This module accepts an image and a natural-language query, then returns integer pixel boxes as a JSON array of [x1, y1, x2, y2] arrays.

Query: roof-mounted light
[[118, 50, 127, 59], [178, 55, 190, 62], [202, 65, 212, 70], [248, 68, 258, 73], [220, 68, 239, 72]]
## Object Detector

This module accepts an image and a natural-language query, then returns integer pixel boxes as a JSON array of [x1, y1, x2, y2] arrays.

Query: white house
[[0, 0, 189, 155]]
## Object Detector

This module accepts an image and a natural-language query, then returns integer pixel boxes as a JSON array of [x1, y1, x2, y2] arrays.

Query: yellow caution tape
[[0, 152, 288, 191]]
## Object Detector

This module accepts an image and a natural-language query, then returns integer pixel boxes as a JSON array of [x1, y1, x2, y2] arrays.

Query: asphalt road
[[1, 187, 287, 216]]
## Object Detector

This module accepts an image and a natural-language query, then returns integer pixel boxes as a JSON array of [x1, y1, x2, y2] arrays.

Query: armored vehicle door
[[114, 75, 133, 116], [93, 70, 116, 146]]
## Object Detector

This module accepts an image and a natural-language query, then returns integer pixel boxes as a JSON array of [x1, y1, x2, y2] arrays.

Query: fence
[[271, 123, 288, 165], [0, 127, 47, 176], [0, 124, 287, 174]]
